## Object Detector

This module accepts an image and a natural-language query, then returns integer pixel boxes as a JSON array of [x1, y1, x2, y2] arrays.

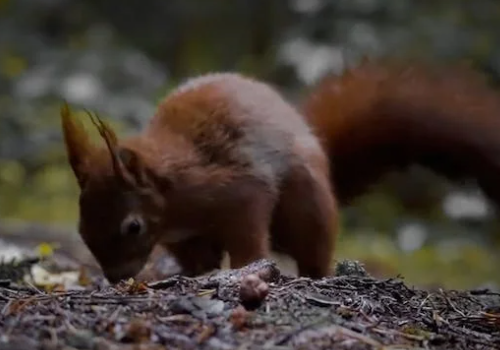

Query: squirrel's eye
[[121, 215, 145, 236], [127, 219, 142, 235]]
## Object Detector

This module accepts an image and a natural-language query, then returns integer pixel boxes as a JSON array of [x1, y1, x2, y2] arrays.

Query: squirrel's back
[[146, 72, 327, 189]]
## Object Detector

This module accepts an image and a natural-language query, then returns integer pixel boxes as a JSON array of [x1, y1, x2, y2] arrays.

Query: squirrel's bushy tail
[[302, 61, 500, 207]]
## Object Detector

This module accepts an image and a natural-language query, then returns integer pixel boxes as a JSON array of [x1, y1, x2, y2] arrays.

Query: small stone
[[239, 274, 269, 310]]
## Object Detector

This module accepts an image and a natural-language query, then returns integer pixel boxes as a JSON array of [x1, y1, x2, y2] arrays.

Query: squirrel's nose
[[104, 271, 130, 284], [103, 266, 137, 284], [102, 260, 144, 284]]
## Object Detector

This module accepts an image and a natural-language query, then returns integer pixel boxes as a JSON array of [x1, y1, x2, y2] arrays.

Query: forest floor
[[0, 223, 499, 350]]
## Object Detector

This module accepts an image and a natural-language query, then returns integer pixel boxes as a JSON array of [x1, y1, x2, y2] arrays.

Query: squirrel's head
[[60, 104, 167, 283]]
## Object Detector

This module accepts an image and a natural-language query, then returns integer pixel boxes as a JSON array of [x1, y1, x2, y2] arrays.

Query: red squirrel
[[61, 61, 500, 283]]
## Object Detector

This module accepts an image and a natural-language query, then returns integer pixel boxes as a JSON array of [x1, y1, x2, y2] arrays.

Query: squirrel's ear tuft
[[61, 103, 94, 188], [85, 110, 137, 186]]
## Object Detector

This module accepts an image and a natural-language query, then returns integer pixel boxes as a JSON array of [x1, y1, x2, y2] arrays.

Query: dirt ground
[[1, 253, 499, 350]]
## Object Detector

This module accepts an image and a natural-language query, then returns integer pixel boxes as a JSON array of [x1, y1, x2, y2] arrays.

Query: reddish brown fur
[[303, 61, 500, 206], [62, 61, 500, 283]]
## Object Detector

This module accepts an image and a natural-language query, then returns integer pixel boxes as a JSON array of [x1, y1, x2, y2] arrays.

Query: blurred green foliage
[[336, 230, 500, 290]]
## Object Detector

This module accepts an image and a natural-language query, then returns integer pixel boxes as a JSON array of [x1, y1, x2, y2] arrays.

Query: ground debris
[[0, 259, 499, 350]]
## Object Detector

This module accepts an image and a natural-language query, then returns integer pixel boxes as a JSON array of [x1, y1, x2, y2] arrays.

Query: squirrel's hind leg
[[270, 163, 338, 279]]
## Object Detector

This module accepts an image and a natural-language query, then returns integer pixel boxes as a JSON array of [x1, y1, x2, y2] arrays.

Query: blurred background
[[1, 0, 499, 290]]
